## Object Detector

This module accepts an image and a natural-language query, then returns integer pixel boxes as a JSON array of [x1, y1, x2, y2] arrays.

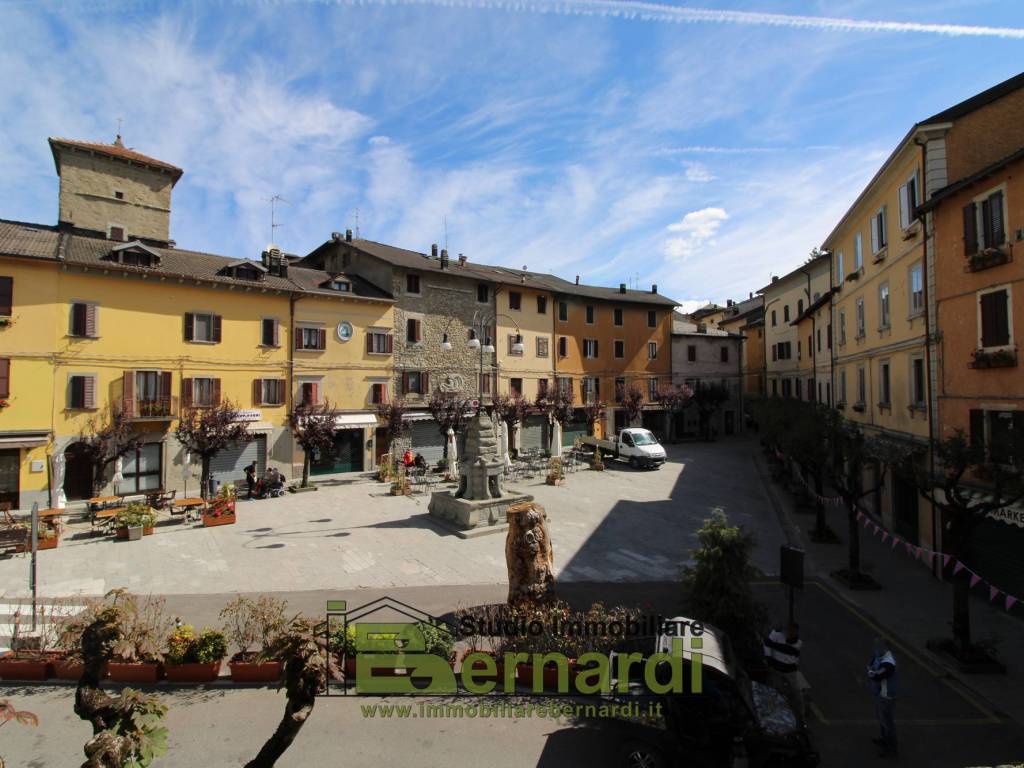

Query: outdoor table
[[92, 507, 125, 535], [36, 508, 66, 519], [88, 496, 120, 510], [173, 498, 207, 522]]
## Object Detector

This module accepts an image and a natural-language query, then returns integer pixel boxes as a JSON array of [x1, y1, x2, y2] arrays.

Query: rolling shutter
[[209, 435, 266, 489], [520, 415, 548, 452], [410, 420, 445, 465]]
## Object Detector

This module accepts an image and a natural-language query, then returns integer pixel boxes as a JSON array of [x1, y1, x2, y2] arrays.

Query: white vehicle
[[580, 427, 666, 469]]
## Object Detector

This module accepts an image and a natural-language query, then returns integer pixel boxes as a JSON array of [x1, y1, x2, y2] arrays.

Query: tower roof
[[48, 136, 183, 183]]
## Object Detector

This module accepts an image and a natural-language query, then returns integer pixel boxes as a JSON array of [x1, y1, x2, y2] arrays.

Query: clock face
[[337, 321, 353, 342]]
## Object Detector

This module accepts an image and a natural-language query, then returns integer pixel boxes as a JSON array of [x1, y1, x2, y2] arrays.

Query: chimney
[[458, 253, 466, 266], [772, 276, 779, 283], [749, 291, 753, 299], [575, 275, 580, 285], [114, 134, 124, 148], [651, 284, 657, 294], [431, 244, 439, 258], [331, 231, 342, 242], [727, 299, 734, 307], [619, 283, 626, 294], [346, 229, 353, 242], [440, 249, 449, 269]]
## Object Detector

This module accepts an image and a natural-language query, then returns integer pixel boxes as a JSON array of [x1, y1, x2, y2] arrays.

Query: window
[[854, 232, 863, 270], [371, 382, 388, 404], [836, 250, 844, 285], [582, 377, 599, 403], [558, 336, 568, 357], [827, 324, 832, 349], [687, 345, 696, 362], [477, 284, 489, 303], [108, 225, 125, 242], [816, 329, 821, 353], [648, 341, 658, 360], [979, 288, 1011, 348], [856, 299, 865, 338], [510, 378, 523, 397], [839, 369, 847, 404], [122, 443, 162, 493], [261, 318, 279, 347], [406, 318, 422, 344], [870, 205, 888, 255], [583, 339, 599, 358], [720, 346, 729, 363], [536, 337, 549, 357], [964, 189, 1007, 254], [911, 358, 926, 408], [783, 305, 790, 322], [971, 410, 1024, 465], [537, 296, 547, 314], [771, 344, 777, 362], [184, 377, 219, 407], [406, 274, 421, 294], [879, 361, 891, 406], [0, 276, 11, 316], [771, 310, 777, 327], [297, 325, 327, 351], [856, 366, 866, 406], [839, 309, 847, 345], [879, 283, 890, 328], [795, 378, 802, 400], [184, 312, 222, 343], [300, 381, 320, 406], [70, 302, 98, 338], [558, 301, 568, 322], [585, 305, 595, 324], [647, 378, 658, 400], [556, 377, 573, 396], [910, 264, 924, 316], [613, 308, 624, 326], [133, 371, 168, 410], [797, 299, 804, 317], [113, 189, 124, 200], [509, 292, 522, 311], [508, 334, 523, 356], [402, 371, 429, 396], [898, 173, 918, 230], [256, 378, 285, 406], [781, 379, 792, 398], [647, 310, 657, 328], [537, 378, 549, 399], [68, 374, 96, 409], [797, 339, 801, 360], [367, 330, 393, 354]]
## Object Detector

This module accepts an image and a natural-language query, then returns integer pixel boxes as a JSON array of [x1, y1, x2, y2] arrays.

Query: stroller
[[254, 469, 286, 499]]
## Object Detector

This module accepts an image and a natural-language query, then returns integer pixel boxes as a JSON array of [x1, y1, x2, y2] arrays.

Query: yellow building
[[492, 278, 555, 402]]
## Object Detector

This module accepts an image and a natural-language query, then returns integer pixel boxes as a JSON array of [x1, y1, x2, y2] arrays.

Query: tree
[[689, 382, 730, 441], [289, 400, 340, 488], [173, 401, 251, 498], [581, 401, 606, 436], [427, 392, 473, 460], [655, 383, 693, 441], [492, 393, 530, 430], [912, 429, 1023, 658], [506, 503, 555, 606], [375, 399, 409, 466], [621, 384, 645, 425], [781, 400, 837, 542], [77, 406, 141, 495]]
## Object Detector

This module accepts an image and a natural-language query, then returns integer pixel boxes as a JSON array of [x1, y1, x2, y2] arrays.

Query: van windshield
[[631, 431, 657, 446]]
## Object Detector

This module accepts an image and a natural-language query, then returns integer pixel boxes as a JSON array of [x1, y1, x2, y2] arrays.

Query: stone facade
[[671, 316, 745, 437]]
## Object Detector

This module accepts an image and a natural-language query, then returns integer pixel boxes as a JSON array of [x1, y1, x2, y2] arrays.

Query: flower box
[[15, 535, 58, 553], [165, 659, 222, 683], [460, 651, 504, 682], [967, 248, 1011, 272], [52, 657, 104, 680], [202, 512, 236, 527], [515, 661, 578, 690], [0, 653, 51, 681], [969, 349, 1017, 369], [228, 653, 282, 683], [115, 525, 155, 539], [108, 662, 164, 684]]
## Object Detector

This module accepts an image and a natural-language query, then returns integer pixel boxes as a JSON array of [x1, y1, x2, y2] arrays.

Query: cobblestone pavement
[[0, 437, 786, 598]]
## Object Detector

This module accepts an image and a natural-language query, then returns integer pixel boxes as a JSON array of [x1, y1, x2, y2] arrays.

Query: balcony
[[124, 395, 178, 421], [965, 246, 1012, 273], [969, 348, 1018, 370]]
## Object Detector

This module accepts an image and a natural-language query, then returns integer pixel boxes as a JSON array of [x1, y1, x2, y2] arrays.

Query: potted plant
[[545, 457, 564, 486], [14, 523, 59, 552], [592, 447, 605, 471], [221, 595, 288, 683], [203, 484, 237, 527], [115, 503, 155, 539], [164, 624, 228, 683], [104, 590, 172, 684], [454, 605, 506, 683], [329, 621, 358, 678]]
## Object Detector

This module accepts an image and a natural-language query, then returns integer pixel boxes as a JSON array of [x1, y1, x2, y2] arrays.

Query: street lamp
[[440, 310, 523, 406]]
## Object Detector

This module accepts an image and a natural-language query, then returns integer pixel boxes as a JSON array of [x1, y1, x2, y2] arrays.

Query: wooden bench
[[91, 507, 125, 535], [0, 525, 27, 555]]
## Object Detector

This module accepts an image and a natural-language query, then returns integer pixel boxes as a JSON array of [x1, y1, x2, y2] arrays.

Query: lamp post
[[441, 310, 523, 409]]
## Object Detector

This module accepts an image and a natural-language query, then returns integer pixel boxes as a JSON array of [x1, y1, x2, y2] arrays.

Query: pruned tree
[[76, 406, 141, 495], [245, 617, 333, 768], [544, 386, 575, 428], [689, 381, 730, 441], [781, 400, 836, 541], [506, 503, 555, 606], [289, 400, 340, 488], [621, 384, 645, 425], [492, 393, 530, 429], [428, 392, 473, 460], [911, 429, 1024, 657], [655, 383, 693, 441], [375, 399, 409, 466], [173, 401, 251, 498], [581, 401, 606, 436]]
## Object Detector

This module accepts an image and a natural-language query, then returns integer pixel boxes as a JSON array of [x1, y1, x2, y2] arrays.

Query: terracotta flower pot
[[461, 651, 505, 682], [0, 654, 51, 681], [52, 657, 105, 680], [108, 662, 164, 684], [228, 654, 282, 683], [165, 659, 222, 683], [515, 661, 577, 690], [115, 526, 154, 539], [202, 513, 236, 527]]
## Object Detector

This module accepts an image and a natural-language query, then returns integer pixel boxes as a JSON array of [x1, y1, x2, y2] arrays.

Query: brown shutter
[[963, 203, 978, 255], [71, 303, 87, 336], [415, 320, 422, 342], [85, 304, 97, 337], [160, 371, 172, 400], [181, 378, 193, 408], [318, 328, 327, 350], [311, 382, 320, 404], [253, 379, 263, 406], [386, 334, 393, 354], [421, 371, 430, 395], [184, 313, 194, 341], [70, 376, 82, 408], [84, 375, 96, 409], [0, 277, 11, 317], [273, 320, 280, 347], [401, 371, 409, 394], [122, 370, 134, 417], [212, 315, 222, 343], [212, 378, 221, 406], [969, 409, 985, 456], [366, 333, 374, 354], [295, 328, 303, 350], [988, 191, 1005, 245], [0, 358, 8, 399], [980, 291, 1009, 348]]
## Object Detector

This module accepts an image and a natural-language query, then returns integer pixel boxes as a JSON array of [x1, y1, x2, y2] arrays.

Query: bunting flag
[[970, 573, 982, 588], [891, 536, 901, 549], [856, 510, 864, 522], [990, 586, 1001, 602], [943, 554, 952, 568], [1008, 596, 1019, 611], [872, 523, 880, 535], [881, 531, 889, 543], [953, 560, 965, 575]]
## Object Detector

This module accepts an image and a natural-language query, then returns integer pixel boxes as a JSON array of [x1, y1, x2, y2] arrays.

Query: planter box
[[228, 654, 282, 683], [15, 536, 58, 553], [0, 654, 51, 680], [115, 526, 154, 540], [202, 513, 236, 527], [460, 651, 504, 682], [108, 662, 164, 684], [165, 659, 222, 683], [52, 658, 103, 680], [515, 662, 577, 690]]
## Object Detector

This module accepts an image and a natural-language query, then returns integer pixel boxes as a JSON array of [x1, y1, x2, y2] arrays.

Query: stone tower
[[48, 135, 183, 245]]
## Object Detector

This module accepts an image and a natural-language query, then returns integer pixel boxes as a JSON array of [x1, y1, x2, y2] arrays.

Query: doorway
[[375, 427, 389, 467], [893, 473, 920, 543], [63, 442, 94, 501], [0, 449, 19, 509]]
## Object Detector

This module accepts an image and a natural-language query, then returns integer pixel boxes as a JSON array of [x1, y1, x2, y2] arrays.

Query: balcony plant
[[970, 348, 1017, 369], [221, 595, 289, 683], [967, 247, 1010, 272], [203, 483, 237, 527], [164, 624, 228, 683], [115, 503, 155, 539]]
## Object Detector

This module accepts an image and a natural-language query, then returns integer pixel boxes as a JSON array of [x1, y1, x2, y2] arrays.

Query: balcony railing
[[124, 395, 178, 420], [965, 246, 1012, 273]]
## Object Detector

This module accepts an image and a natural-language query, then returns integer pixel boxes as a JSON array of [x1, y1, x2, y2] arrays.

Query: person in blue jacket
[[867, 636, 899, 757]]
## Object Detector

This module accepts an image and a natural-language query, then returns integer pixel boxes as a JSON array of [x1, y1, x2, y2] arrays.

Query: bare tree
[[173, 401, 251, 498], [375, 399, 409, 465], [289, 400, 340, 488], [427, 392, 473, 460], [621, 384, 645, 425], [581, 401, 606, 436], [655, 383, 693, 441], [77, 406, 141, 495]]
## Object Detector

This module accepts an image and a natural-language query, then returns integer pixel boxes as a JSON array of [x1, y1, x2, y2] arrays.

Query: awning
[[0, 432, 50, 449], [403, 412, 434, 422], [245, 422, 275, 435], [335, 413, 377, 430]]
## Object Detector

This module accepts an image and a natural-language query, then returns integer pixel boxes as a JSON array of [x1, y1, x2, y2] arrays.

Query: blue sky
[[2, 0, 1023, 310]]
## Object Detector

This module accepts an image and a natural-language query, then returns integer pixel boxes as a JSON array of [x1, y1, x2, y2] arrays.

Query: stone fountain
[[428, 413, 533, 537]]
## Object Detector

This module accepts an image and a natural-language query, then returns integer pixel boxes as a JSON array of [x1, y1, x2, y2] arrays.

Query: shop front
[[309, 413, 376, 476]]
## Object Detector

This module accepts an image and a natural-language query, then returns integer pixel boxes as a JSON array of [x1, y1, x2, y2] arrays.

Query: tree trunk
[[244, 695, 317, 768], [302, 452, 310, 488], [75, 611, 134, 768], [846, 504, 861, 575], [506, 502, 555, 605], [952, 572, 972, 654], [201, 455, 211, 499]]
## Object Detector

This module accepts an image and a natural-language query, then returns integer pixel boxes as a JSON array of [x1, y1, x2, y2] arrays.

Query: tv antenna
[[443, 215, 448, 251], [355, 208, 361, 239], [265, 194, 290, 244]]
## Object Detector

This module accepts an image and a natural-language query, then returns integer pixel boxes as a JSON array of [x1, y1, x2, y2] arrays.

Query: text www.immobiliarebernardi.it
[[360, 701, 663, 719]]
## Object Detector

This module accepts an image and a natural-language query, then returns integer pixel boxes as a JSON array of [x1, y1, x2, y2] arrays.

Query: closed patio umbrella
[[50, 452, 67, 509], [552, 420, 563, 459], [499, 421, 512, 470], [446, 428, 458, 481], [111, 456, 124, 493]]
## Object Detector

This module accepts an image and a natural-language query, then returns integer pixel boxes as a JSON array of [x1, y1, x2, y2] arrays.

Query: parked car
[[581, 428, 667, 469]]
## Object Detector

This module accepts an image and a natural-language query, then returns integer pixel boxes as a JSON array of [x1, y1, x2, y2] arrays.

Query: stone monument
[[428, 413, 532, 537]]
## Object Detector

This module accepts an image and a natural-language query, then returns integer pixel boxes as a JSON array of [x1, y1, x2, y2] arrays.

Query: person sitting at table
[[414, 453, 427, 470], [402, 449, 415, 468], [264, 467, 285, 497]]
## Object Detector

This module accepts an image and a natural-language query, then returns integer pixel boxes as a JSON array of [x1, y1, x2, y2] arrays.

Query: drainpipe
[[288, 293, 298, 416]]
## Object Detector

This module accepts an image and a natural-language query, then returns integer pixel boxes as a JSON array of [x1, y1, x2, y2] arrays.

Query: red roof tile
[[48, 137, 183, 181]]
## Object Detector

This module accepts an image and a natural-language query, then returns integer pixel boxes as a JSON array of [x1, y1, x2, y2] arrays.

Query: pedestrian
[[763, 620, 804, 725], [244, 462, 257, 499], [867, 636, 899, 758]]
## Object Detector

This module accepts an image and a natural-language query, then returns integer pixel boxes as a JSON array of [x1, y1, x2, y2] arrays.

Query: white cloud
[[683, 161, 714, 182], [663, 207, 729, 261]]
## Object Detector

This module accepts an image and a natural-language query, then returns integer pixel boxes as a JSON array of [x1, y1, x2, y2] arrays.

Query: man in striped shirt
[[868, 636, 899, 757], [763, 621, 804, 724]]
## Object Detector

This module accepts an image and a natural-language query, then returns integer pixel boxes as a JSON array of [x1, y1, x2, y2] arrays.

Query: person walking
[[867, 636, 899, 758], [763, 621, 804, 725], [244, 462, 257, 499]]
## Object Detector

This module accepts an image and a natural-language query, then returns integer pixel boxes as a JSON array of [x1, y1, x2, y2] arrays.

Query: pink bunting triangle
[[872, 524, 880, 535], [970, 573, 982, 588], [990, 585, 1001, 601], [953, 561, 965, 575], [891, 536, 900, 549], [881, 531, 889, 543], [1007, 595, 1018, 611], [943, 554, 951, 568]]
